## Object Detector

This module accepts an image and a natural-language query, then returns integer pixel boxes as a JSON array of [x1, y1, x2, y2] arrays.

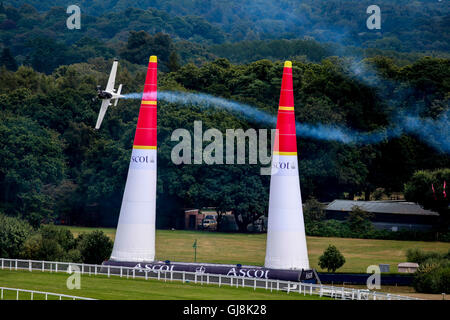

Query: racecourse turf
[[0, 269, 329, 300], [61, 226, 450, 273]]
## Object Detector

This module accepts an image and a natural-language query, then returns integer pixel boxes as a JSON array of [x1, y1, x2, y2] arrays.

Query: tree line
[[0, 53, 448, 232], [4, 1, 449, 52], [1, 2, 449, 76], [0, 215, 113, 264]]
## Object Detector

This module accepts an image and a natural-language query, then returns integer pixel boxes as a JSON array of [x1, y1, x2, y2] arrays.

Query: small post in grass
[[192, 239, 197, 262]]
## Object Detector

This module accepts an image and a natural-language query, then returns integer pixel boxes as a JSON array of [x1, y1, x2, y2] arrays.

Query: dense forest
[[0, 2, 449, 71], [1, 55, 448, 229], [4, 0, 449, 51], [0, 2, 448, 231]]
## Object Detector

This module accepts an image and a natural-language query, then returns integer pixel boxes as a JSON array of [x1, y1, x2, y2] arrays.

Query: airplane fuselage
[[98, 90, 113, 100], [97, 90, 124, 102]]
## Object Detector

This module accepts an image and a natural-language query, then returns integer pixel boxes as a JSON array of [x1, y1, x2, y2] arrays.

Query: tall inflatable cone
[[110, 56, 158, 262], [264, 61, 310, 270]]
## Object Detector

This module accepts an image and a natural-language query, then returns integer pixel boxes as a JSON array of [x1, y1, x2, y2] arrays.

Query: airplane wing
[[95, 99, 111, 129], [106, 59, 118, 92]]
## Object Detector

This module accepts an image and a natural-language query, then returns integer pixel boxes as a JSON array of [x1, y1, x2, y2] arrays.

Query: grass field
[[2, 227, 448, 300], [62, 226, 450, 273], [0, 270, 329, 300]]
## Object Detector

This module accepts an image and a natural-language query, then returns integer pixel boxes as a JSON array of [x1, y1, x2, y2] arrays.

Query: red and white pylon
[[110, 56, 158, 262], [264, 61, 310, 270]]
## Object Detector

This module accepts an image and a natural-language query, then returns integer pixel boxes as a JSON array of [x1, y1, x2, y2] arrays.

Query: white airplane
[[94, 59, 124, 129]]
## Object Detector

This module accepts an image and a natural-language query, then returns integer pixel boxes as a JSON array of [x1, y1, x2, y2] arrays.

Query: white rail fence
[[0, 286, 96, 300], [0, 258, 421, 301]]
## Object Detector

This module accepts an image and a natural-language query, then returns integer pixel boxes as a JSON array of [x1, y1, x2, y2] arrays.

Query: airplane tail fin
[[114, 84, 122, 106]]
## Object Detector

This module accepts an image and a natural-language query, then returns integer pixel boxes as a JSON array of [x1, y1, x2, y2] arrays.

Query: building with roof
[[397, 262, 419, 273], [184, 208, 238, 232], [324, 200, 439, 231]]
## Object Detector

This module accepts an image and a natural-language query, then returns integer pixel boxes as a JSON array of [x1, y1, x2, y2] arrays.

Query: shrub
[[303, 198, 324, 224], [319, 220, 351, 238], [20, 233, 43, 260], [21, 234, 66, 261], [406, 248, 445, 264], [439, 233, 450, 242], [39, 224, 75, 251], [413, 264, 450, 294], [318, 245, 346, 272], [407, 248, 427, 263], [408, 248, 450, 293], [0, 214, 33, 258], [21, 232, 82, 262], [372, 188, 385, 200], [37, 238, 66, 261], [20, 226, 112, 263], [304, 218, 450, 243], [78, 231, 113, 264], [444, 249, 450, 260], [65, 248, 83, 263], [346, 206, 374, 234], [440, 267, 450, 293]]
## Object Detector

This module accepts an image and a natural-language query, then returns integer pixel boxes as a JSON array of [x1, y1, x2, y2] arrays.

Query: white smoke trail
[[124, 91, 355, 143], [122, 91, 450, 153], [400, 110, 450, 153]]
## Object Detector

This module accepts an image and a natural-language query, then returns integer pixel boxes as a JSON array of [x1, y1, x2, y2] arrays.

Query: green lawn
[[3, 227, 448, 300], [0, 269, 328, 300], [62, 226, 450, 273]]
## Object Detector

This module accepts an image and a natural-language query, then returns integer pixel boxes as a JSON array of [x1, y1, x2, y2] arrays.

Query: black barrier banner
[[102, 260, 318, 283]]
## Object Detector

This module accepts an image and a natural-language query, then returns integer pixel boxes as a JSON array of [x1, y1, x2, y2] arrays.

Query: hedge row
[[0, 214, 113, 264]]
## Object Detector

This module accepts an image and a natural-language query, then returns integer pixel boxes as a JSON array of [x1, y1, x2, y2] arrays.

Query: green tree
[[35, 237, 66, 261], [21, 224, 80, 262], [0, 114, 66, 226], [20, 233, 42, 259], [346, 206, 374, 234], [39, 224, 75, 251], [168, 51, 181, 72], [78, 231, 113, 264], [413, 259, 450, 294], [318, 245, 346, 272], [204, 169, 268, 233], [120, 31, 173, 71], [303, 197, 324, 224], [27, 37, 76, 74], [406, 248, 446, 264], [0, 214, 33, 258], [405, 168, 450, 231], [0, 48, 17, 71]]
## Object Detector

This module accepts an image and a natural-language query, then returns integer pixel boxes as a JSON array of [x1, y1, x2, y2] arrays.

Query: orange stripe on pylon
[[273, 151, 297, 156], [133, 145, 157, 149], [141, 100, 157, 105]]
